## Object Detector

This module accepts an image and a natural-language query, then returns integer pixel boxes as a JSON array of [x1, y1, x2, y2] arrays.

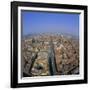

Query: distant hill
[[22, 32, 79, 40]]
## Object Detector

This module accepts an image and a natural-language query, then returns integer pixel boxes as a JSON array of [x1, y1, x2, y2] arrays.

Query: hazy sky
[[21, 10, 79, 36]]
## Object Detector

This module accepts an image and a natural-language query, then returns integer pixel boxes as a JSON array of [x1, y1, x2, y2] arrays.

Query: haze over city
[[21, 11, 79, 37]]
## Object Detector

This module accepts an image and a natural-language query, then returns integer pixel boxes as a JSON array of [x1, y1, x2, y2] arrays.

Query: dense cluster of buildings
[[22, 33, 79, 77]]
